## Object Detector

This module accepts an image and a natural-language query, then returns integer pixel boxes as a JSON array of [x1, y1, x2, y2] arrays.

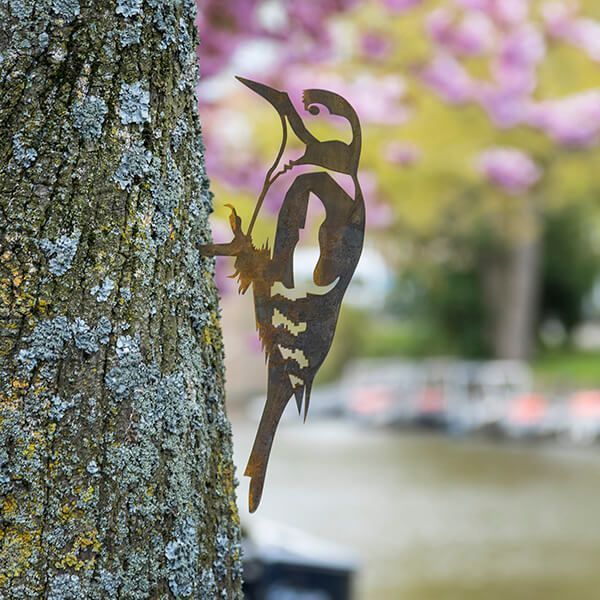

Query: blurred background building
[[195, 1, 600, 598]]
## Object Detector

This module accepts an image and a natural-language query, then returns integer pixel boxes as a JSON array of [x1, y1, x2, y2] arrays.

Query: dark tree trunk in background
[[481, 202, 542, 361], [0, 1, 242, 598]]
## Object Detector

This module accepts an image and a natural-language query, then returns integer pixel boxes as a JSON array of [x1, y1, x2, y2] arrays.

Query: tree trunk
[[0, 2, 242, 598], [481, 202, 542, 361]]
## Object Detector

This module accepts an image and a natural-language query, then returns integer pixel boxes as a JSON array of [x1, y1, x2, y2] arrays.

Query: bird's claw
[[224, 204, 245, 237], [198, 204, 250, 257]]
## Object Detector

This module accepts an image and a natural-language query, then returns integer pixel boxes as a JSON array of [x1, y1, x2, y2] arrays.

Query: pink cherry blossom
[[427, 8, 495, 56], [426, 8, 455, 45], [196, 0, 261, 78], [481, 25, 543, 116], [455, 0, 492, 10], [455, 0, 529, 27], [490, 60, 537, 97], [477, 147, 541, 194], [475, 84, 531, 127], [542, 1, 578, 38], [421, 53, 475, 103], [498, 24, 545, 69], [491, 0, 530, 27], [454, 11, 496, 54], [283, 68, 411, 126], [360, 171, 394, 229], [195, 0, 360, 79], [361, 32, 394, 60], [527, 91, 600, 148], [565, 18, 600, 61], [542, 2, 600, 62], [381, 0, 423, 12]]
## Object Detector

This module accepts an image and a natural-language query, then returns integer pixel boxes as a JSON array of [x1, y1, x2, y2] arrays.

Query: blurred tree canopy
[[197, 0, 600, 361]]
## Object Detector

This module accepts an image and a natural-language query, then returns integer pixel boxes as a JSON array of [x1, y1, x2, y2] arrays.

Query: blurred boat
[[343, 359, 423, 427], [343, 358, 532, 434], [566, 390, 600, 443], [444, 360, 531, 435], [242, 519, 358, 600], [499, 393, 555, 439], [246, 358, 600, 447], [413, 385, 446, 427]]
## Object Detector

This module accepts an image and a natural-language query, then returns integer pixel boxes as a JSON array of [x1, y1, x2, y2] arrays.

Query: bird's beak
[[235, 76, 286, 113]]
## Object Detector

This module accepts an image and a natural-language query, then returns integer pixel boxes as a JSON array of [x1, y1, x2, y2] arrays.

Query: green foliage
[[541, 205, 600, 330], [314, 305, 367, 383], [387, 260, 489, 357], [533, 349, 600, 387]]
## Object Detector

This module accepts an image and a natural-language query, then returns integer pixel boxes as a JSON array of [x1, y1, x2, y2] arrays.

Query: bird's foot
[[199, 204, 251, 257]]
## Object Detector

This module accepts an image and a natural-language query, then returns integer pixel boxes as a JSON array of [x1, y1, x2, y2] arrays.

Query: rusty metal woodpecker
[[199, 76, 365, 512]]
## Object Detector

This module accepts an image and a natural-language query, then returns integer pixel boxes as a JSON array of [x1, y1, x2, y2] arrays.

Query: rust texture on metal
[[200, 77, 365, 512]]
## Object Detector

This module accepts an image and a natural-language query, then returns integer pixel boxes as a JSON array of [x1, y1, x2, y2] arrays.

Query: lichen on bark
[[0, 1, 243, 598]]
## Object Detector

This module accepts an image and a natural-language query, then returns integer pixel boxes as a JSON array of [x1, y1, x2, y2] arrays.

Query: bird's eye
[[309, 106, 320, 116]]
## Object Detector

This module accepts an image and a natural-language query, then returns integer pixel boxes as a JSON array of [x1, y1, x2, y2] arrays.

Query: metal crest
[[200, 77, 365, 512]]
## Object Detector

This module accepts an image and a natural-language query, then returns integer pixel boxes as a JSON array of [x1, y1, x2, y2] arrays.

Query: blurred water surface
[[232, 416, 600, 600]]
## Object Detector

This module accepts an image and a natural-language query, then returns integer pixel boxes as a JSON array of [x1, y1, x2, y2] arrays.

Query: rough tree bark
[[0, 1, 243, 598]]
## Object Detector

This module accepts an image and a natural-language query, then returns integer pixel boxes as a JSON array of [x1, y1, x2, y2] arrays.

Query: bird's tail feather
[[292, 377, 313, 421], [294, 387, 303, 415], [303, 380, 313, 423], [244, 357, 293, 512]]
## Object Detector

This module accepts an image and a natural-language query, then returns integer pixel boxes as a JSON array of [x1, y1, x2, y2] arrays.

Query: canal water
[[232, 415, 600, 599]]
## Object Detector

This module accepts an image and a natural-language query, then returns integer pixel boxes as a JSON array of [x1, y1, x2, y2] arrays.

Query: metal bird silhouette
[[200, 76, 365, 512]]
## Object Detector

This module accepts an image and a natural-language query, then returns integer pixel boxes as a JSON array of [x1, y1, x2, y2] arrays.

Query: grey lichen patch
[[51, 0, 80, 22], [116, 0, 143, 18], [114, 140, 152, 190], [39, 230, 81, 276], [12, 132, 37, 168], [104, 334, 148, 400], [86, 460, 100, 475], [99, 570, 119, 596], [115, 333, 139, 360], [72, 96, 108, 142], [200, 569, 218, 597], [147, 0, 177, 49], [49, 394, 76, 421], [49, 42, 68, 64], [9, 0, 34, 20], [165, 517, 199, 598], [120, 286, 132, 302], [150, 152, 183, 244], [96, 316, 113, 344], [18, 316, 112, 372], [120, 21, 143, 47], [91, 277, 115, 302], [160, 372, 186, 438], [0, 449, 10, 484], [119, 81, 150, 125], [75, 317, 112, 351], [17, 316, 73, 372], [176, 18, 198, 92], [215, 529, 237, 581], [38, 31, 50, 49], [48, 573, 81, 600], [171, 118, 188, 151]]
